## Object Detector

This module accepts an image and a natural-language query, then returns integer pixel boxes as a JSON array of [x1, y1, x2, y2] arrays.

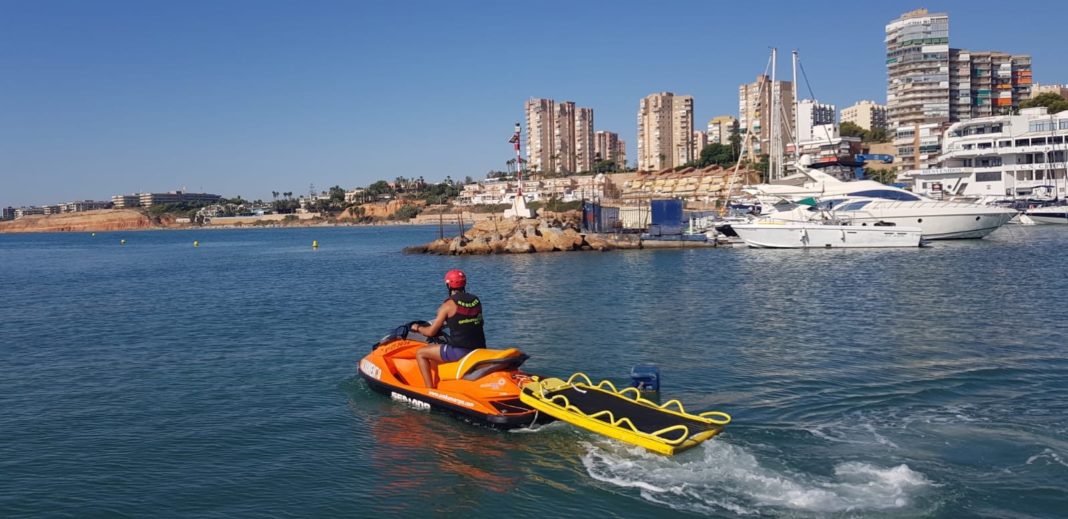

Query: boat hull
[[733, 223, 922, 248], [1026, 206, 1068, 224]]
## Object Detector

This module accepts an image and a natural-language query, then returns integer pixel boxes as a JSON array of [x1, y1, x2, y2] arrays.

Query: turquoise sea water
[[1, 225, 1066, 518]]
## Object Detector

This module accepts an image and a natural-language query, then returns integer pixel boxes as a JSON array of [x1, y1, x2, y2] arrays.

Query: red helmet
[[444, 269, 467, 289]]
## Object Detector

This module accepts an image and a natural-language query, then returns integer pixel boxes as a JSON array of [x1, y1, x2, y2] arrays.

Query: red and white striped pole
[[510, 122, 523, 196]]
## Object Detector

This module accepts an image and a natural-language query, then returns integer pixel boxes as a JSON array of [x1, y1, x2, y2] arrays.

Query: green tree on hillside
[[840, 121, 891, 143], [328, 185, 345, 204], [593, 159, 617, 173], [696, 143, 737, 167], [728, 122, 742, 157], [1020, 92, 1068, 114], [840, 121, 866, 139]]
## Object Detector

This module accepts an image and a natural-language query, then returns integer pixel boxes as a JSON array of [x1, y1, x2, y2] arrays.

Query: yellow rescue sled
[[520, 373, 731, 455]]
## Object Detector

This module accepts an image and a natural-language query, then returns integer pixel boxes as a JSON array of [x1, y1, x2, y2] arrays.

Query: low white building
[[903, 107, 1068, 202]]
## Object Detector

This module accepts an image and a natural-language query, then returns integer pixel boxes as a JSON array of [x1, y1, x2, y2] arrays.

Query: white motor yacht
[[1025, 204, 1068, 224], [732, 220, 922, 248], [746, 168, 1017, 239]]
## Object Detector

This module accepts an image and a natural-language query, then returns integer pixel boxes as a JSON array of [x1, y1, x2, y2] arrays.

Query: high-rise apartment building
[[887, 9, 1034, 171], [707, 115, 737, 145], [525, 98, 555, 173], [553, 102, 576, 173], [738, 75, 794, 160], [962, 51, 1032, 118], [796, 100, 836, 143], [525, 98, 596, 174], [595, 131, 626, 169], [886, 9, 950, 130], [575, 107, 595, 173], [841, 100, 888, 131], [694, 131, 708, 157], [636, 92, 694, 171]]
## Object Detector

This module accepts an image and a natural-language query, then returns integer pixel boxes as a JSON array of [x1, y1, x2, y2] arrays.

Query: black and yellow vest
[[446, 292, 486, 349]]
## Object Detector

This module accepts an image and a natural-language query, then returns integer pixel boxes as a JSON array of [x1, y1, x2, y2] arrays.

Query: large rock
[[583, 233, 612, 251], [526, 234, 555, 252], [562, 227, 584, 248], [463, 236, 494, 255], [541, 226, 577, 251], [504, 233, 534, 253]]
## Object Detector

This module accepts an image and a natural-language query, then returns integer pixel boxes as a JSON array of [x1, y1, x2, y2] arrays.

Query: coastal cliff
[[0, 210, 153, 233], [406, 212, 640, 255]]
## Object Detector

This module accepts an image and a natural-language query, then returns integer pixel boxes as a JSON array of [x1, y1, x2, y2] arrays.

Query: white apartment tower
[[637, 92, 694, 171], [796, 100, 836, 143], [886, 9, 950, 170]]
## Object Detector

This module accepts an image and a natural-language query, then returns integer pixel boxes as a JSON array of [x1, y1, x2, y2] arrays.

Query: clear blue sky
[[2, 0, 1064, 207]]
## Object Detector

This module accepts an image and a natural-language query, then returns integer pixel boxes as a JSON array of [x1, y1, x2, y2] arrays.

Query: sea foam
[[582, 440, 931, 515]]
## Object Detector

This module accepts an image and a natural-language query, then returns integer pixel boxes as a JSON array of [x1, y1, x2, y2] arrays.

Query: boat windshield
[[835, 200, 873, 212], [814, 198, 850, 210], [845, 189, 921, 201]]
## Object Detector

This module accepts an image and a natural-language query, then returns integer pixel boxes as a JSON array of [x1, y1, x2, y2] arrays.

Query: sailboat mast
[[770, 48, 780, 181], [792, 50, 800, 168]]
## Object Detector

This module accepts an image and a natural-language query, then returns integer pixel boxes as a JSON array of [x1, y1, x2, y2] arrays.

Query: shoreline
[[0, 218, 449, 235]]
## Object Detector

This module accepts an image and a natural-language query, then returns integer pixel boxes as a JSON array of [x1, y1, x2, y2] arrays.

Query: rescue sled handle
[[520, 373, 732, 455], [561, 372, 732, 425]]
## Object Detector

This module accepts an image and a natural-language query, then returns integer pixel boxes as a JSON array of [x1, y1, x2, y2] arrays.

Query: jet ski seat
[[438, 348, 528, 382]]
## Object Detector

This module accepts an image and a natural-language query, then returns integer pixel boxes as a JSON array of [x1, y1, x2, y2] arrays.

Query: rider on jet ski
[[410, 269, 486, 388]]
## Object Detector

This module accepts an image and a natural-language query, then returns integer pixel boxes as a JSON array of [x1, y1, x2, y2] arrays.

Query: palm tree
[[272, 191, 279, 200]]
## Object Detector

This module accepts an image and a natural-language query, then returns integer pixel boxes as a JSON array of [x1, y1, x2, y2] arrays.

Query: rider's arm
[[412, 301, 452, 338]]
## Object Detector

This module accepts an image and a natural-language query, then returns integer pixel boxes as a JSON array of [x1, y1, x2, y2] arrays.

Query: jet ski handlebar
[[372, 321, 449, 350]]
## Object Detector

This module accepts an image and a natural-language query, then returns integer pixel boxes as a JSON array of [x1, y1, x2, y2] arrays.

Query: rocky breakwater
[[406, 213, 640, 255], [0, 210, 154, 233]]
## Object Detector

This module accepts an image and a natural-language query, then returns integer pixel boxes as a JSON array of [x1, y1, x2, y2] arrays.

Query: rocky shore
[[405, 213, 642, 255]]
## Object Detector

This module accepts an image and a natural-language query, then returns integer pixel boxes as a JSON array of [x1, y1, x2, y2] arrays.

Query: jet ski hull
[[358, 338, 546, 430]]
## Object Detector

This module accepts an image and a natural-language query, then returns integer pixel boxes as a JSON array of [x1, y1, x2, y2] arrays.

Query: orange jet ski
[[358, 322, 547, 429]]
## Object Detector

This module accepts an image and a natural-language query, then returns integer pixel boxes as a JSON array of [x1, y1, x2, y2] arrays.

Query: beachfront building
[[841, 101, 887, 131], [60, 200, 111, 213], [2, 207, 14, 221], [637, 92, 694, 171], [738, 75, 794, 160], [903, 107, 1068, 202], [112, 194, 141, 208], [707, 115, 737, 145], [14, 207, 46, 219], [139, 191, 222, 207]]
